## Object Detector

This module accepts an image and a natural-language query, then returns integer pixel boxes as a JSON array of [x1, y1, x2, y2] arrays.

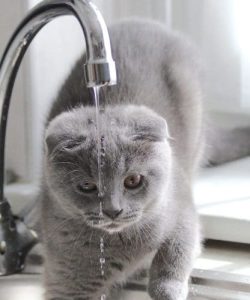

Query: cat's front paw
[[148, 279, 188, 300]]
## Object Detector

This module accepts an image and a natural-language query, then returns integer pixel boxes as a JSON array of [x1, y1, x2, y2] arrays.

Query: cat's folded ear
[[126, 106, 171, 143], [45, 119, 86, 156], [45, 132, 86, 156], [45, 132, 60, 155]]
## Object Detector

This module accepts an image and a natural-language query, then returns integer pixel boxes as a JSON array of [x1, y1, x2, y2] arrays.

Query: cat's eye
[[77, 181, 97, 193], [124, 174, 143, 189]]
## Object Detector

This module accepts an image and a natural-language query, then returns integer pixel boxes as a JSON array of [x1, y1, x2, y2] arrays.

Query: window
[[172, 0, 250, 244]]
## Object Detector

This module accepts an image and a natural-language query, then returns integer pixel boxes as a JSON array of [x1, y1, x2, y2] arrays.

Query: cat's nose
[[102, 209, 123, 220]]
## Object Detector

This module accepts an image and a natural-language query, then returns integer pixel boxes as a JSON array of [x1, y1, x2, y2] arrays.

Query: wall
[[172, 0, 250, 114]]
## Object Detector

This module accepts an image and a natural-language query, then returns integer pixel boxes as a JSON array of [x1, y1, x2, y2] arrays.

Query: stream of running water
[[93, 86, 106, 300]]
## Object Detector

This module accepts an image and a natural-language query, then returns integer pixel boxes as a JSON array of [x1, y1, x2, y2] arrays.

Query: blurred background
[[1, 0, 250, 244]]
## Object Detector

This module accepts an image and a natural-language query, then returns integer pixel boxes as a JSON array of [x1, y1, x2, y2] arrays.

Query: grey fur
[[40, 19, 206, 300], [204, 125, 250, 166]]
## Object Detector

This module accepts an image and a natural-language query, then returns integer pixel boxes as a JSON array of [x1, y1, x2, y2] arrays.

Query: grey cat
[[33, 19, 249, 300]]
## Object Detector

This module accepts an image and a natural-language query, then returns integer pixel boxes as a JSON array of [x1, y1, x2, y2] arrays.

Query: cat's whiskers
[[84, 210, 141, 232], [86, 219, 105, 227], [135, 223, 146, 248], [141, 221, 158, 242], [137, 224, 144, 247], [136, 220, 152, 246], [120, 211, 139, 222], [46, 217, 75, 240], [129, 223, 141, 251], [138, 226, 151, 246]]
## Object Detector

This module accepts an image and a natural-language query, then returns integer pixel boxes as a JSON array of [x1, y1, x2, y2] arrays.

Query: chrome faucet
[[0, 0, 116, 275]]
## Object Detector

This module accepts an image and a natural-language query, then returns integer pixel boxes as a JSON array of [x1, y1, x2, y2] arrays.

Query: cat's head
[[45, 105, 172, 233]]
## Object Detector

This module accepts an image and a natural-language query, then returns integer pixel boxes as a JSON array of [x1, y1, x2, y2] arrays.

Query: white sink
[[0, 274, 43, 300]]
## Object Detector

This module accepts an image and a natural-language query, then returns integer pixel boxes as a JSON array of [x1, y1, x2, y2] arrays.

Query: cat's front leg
[[149, 279, 188, 300], [148, 218, 200, 300], [44, 263, 109, 300]]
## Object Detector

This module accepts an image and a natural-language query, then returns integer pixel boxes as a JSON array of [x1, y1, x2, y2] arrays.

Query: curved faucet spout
[[0, 0, 116, 275], [0, 0, 117, 198]]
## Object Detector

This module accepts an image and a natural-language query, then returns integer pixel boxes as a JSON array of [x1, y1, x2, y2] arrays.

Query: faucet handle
[[0, 200, 38, 276]]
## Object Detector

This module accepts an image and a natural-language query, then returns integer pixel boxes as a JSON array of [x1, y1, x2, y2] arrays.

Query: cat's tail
[[203, 125, 250, 167]]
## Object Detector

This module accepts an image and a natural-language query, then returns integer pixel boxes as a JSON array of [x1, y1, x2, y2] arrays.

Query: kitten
[[41, 19, 204, 300]]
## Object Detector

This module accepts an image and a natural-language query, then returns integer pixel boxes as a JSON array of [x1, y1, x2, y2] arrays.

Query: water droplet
[[0, 241, 6, 255], [100, 257, 105, 264], [98, 191, 104, 198], [101, 295, 106, 300], [101, 270, 105, 276]]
